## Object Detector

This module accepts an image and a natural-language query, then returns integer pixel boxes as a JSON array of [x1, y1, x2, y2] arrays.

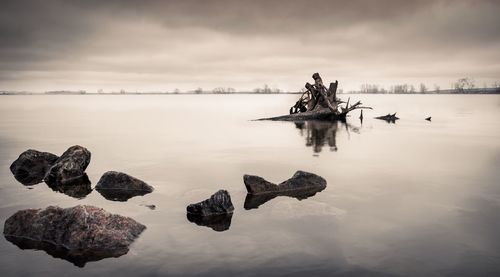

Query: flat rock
[[3, 205, 145, 267], [10, 149, 59, 185], [186, 190, 234, 216], [44, 145, 91, 185], [244, 171, 327, 195], [95, 171, 154, 201]]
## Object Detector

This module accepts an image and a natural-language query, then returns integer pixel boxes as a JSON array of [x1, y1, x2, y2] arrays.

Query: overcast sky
[[1, 0, 499, 92]]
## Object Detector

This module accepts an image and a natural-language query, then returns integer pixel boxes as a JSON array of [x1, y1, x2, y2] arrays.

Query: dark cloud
[[0, 0, 499, 91]]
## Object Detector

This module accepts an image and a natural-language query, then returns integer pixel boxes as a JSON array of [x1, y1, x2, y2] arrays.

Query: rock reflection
[[244, 185, 326, 210], [45, 174, 92, 199], [186, 213, 233, 232], [294, 120, 358, 153], [4, 235, 128, 268], [97, 189, 150, 202]]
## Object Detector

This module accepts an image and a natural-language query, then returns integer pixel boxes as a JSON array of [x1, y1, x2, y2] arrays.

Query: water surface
[[0, 94, 499, 276]]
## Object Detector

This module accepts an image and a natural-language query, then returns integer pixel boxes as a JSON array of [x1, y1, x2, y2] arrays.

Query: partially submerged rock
[[3, 205, 145, 267], [44, 145, 91, 185], [243, 171, 327, 209], [244, 171, 327, 195], [187, 213, 233, 232], [375, 113, 399, 123], [10, 149, 59, 186], [186, 190, 234, 217], [95, 171, 154, 201]]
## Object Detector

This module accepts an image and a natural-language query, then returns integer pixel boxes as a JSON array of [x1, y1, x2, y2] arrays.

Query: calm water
[[0, 94, 499, 276]]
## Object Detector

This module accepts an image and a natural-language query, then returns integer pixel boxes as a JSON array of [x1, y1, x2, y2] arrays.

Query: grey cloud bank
[[1, 0, 499, 92]]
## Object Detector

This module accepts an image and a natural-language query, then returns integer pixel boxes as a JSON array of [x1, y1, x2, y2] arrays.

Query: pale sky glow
[[1, 0, 499, 92]]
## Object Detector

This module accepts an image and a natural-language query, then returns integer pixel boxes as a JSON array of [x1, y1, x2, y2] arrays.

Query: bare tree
[[419, 83, 428, 93]]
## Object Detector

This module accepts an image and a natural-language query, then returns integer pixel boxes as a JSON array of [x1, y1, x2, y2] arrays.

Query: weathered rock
[[244, 171, 327, 195], [187, 213, 233, 232], [95, 171, 153, 201], [244, 185, 326, 210], [10, 149, 59, 186], [375, 113, 399, 123], [3, 205, 145, 267], [44, 145, 91, 185], [186, 190, 234, 216]]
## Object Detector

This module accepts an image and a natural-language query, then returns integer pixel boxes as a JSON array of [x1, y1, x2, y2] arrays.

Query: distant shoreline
[[1, 89, 499, 95]]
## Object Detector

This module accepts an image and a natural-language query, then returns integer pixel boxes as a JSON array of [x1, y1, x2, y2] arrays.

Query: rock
[[186, 190, 234, 217], [44, 145, 91, 185], [3, 205, 146, 267], [187, 213, 233, 232], [425, 116, 432, 121], [375, 113, 399, 123], [244, 185, 326, 210], [244, 171, 327, 195], [95, 171, 154, 201], [10, 149, 59, 186], [140, 204, 156, 210]]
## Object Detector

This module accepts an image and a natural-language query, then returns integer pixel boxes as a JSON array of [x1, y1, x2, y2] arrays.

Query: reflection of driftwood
[[259, 73, 371, 121], [244, 185, 326, 210], [4, 235, 128, 268], [294, 120, 359, 153], [186, 213, 233, 232], [375, 113, 399, 123]]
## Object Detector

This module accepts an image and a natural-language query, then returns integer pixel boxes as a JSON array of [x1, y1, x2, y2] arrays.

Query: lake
[[0, 94, 499, 276]]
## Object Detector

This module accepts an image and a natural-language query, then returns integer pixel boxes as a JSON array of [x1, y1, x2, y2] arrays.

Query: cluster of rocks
[[6, 145, 154, 266], [9, 146, 154, 201], [8, 144, 328, 265], [186, 171, 327, 231]]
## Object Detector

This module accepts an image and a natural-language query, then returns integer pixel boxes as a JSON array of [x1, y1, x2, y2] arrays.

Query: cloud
[[0, 0, 499, 91]]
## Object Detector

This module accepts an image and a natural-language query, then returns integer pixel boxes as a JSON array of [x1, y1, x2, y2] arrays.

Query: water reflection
[[294, 120, 359, 153], [4, 235, 129, 268], [244, 186, 326, 210], [45, 174, 92, 199], [96, 189, 149, 202], [186, 213, 233, 232]]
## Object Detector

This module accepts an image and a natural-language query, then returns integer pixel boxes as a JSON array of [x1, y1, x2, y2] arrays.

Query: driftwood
[[375, 113, 399, 123], [259, 73, 371, 121]]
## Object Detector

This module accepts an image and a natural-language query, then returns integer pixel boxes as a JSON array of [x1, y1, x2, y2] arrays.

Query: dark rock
[[375, 113, 399, 123], [141, 204, 156, 210], [95, 171, 153, 201], [244, 171, 327, 195], [10, 149, 59, 186], [3, 205, 145, 267], [186, 190, 234, 216], [187, 213, 233, 232], [44, 145, 91, 185], [46, 174, 92, 199], [244, 185, 326, 210], [425, 116, 432, 121]]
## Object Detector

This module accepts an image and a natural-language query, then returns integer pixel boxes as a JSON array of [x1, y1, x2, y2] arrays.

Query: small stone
[[95, 171, 153, 201], [186, 190, 234, 216]]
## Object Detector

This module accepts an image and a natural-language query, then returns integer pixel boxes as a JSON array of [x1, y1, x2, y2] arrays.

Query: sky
[[1, 0, 499, 92]]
